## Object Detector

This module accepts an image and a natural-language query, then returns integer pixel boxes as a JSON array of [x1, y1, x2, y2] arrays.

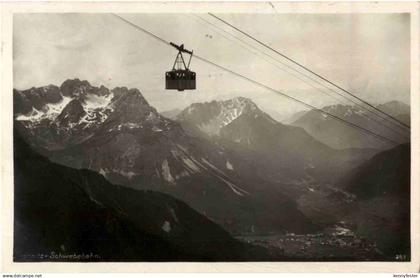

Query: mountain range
[[14, 79, 320, 235], [13, 79, 411, 260], [176, 98, 378, 195]]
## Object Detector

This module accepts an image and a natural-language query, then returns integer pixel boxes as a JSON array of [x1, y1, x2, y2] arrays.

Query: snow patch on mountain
[[115, 169, 137, 179], [16, 95, 72, 123], [344, 109, 353, 117], [186, 105, 195, 115], [162, 220, 171, 233], [354, 109, 366, 116], [332, 226, 353, 236], [78, 93, 114, 128], [46, 96, 73, 118], [99, 168, 107, 177], [305, 162, 315, 169], [88, 195, 104, 207], [169, 208, 179, 223], [152, 126, 163, 132], [83, 92, 113, 111], [162, 159, 175, 184], [226, 161, 234, 170], [322, 105, 368, 120], [108, 123, 143, 132], [175, 170, 190, 179], [196, 97, 259, 136], [218, 98, 256, 124], [15, 108, 43, 122], [16, 88, 115, 132]]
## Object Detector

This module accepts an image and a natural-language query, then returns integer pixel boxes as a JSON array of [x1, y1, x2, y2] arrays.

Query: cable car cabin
[[165, 42, 196, 91], [166, 70, 196, 91]]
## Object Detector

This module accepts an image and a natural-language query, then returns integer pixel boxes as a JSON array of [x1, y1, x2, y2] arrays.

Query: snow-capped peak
[[218, 97, 258, 125], [321, 104, 367, 119], [178, 97, 262, 136]]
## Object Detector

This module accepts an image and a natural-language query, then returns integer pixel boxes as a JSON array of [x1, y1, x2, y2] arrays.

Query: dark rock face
[[56, 99, 86, 126], [14, 131, 272, 262], [14, 86, 62, 115], [60, 78, 93, 98]]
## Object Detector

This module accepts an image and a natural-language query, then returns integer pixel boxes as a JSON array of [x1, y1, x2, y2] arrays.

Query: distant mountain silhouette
[[160, 108, 182, 119], [291, 102, 410, 149]]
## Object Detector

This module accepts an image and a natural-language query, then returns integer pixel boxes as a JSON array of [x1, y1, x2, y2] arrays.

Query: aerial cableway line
[[114, 14, 196, 92], [208, 13, 411, 131], [111, 14, 400, 146], [190, 14, 409, 140]]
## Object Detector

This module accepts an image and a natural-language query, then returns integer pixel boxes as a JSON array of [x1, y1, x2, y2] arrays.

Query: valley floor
[[236, 231, 387, 261]]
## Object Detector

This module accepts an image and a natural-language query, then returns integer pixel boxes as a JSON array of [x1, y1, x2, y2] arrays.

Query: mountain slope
[[343, 143, 410, 198], [341, 144, 410, 259], [177, 98, 376, 187], [14, 131, 273, 261]]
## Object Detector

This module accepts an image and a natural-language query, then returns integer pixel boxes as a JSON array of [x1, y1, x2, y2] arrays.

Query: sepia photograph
[[1, 1, 419, 274]]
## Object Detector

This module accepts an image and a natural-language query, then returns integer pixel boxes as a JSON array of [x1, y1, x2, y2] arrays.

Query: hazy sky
[[14, 13, 410, 117]]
